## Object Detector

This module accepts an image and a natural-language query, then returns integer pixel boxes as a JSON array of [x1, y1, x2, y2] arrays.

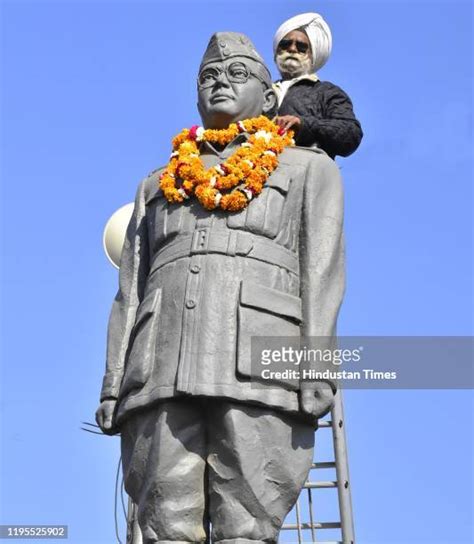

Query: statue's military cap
[[199, 32, 272, 88]]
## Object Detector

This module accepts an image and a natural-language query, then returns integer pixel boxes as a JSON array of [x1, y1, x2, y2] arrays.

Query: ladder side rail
[[331, 389, 355, 544], [126, 498, 142, 544]]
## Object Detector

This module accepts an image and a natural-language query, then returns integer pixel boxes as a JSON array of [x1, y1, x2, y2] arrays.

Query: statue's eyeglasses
[[198, 62, 261, 88], [278, 39, 310, 54]]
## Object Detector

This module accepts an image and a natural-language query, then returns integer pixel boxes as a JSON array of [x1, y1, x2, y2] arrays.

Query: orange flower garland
[[159, 116, 294, 212]]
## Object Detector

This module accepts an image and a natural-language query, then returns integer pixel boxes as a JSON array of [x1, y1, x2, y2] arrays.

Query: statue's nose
[[214, 71, 231, 87]]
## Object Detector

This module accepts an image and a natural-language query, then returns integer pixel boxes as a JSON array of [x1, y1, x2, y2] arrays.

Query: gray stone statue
[[96, 31, 345, 544]]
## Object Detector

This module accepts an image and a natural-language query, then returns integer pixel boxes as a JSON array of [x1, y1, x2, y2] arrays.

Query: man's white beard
[[276, 50, 313, 79]]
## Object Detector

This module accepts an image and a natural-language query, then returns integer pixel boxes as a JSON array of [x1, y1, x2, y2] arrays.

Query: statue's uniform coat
[[100, 137, 345, 543], [101, 138, 345, 424]]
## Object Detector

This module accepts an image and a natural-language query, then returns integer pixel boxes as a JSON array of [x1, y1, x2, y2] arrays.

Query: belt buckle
[[191, 227, 210, 254]]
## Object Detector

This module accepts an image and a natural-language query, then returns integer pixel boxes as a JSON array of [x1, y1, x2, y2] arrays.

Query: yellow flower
[[220, 191, 247, 211], [195, 185, 218, 210]]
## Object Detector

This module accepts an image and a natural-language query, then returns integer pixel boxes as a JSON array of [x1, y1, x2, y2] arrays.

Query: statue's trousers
[[121, 397, 314, 544]]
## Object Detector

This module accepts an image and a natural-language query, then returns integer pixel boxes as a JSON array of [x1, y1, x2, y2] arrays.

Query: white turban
[[273, 12, 332, 72]]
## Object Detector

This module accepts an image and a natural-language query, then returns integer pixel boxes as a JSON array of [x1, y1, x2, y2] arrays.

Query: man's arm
[[296, 83, 363, 158], [298, 154, 345, 418], [96, 179, 150, 432]]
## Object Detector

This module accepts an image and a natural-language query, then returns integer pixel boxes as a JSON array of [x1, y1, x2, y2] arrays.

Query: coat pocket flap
[[240, 281, 302, 323], [265, 172, 291, 194]]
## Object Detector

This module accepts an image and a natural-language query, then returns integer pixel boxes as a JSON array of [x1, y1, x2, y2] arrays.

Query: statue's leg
[[120, 399, 209, 544], [206, 401, 314, 544]]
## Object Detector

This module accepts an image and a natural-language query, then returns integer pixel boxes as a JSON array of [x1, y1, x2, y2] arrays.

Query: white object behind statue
[[103, 203, 134, 269]]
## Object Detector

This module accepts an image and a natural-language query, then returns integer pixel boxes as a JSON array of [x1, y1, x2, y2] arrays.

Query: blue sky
[[1, 1, 472, 543]]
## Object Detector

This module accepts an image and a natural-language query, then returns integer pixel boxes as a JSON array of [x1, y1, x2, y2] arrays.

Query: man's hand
[[273, 115, 302, 133], [299, 383, 335, 420], [95, 399, 118, 435]]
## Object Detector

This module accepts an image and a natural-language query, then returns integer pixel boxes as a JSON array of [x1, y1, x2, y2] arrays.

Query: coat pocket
[[236, 280, 302, 390], [227, 171, 291, 239], [120, 288, 162, 397]]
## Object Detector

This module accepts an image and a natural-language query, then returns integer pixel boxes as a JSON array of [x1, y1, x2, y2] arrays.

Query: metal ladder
[[126, 389, 354, 544], [280, 389, 355, 544]]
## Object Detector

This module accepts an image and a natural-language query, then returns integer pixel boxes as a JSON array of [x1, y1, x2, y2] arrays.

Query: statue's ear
[[262, 87, 278, 118], [197, 101, 204, 123]]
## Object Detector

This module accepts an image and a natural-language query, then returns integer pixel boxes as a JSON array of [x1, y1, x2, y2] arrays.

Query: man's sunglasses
[[278, 39, 310, 54]]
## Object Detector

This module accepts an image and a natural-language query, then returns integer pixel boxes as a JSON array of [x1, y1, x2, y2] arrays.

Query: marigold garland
[[159, 116, 294, 212]]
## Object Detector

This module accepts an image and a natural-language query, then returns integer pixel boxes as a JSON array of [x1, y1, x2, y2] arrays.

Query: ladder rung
[[304, 481, 338, 488], [282, 521, 341, 530], [318, 420, 332, 427], [312, 461, 336, 469]]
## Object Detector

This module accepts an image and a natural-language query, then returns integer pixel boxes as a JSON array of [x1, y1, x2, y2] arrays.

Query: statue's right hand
[[95, 399, 118, 435]]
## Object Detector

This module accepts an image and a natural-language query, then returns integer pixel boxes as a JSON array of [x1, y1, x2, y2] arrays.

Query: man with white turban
[[273, 12, 363, 158]]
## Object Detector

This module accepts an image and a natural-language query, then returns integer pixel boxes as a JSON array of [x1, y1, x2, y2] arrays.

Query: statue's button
[[186, 299, 196, 309], [190, 265, 201, 274]]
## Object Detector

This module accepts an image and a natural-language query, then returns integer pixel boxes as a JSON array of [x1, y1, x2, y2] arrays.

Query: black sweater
[[278, 79, 363, 159]]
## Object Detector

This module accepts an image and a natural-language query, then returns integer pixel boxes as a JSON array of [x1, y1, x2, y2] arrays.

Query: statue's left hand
[[95, 399, 119, 435], [299, 383, 335, 421]]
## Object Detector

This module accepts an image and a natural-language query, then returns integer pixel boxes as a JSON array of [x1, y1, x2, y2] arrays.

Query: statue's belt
[[150, 229, 299, 275]]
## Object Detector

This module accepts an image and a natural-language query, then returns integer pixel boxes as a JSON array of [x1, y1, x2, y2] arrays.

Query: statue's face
[[197, 56, 276, 129]]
